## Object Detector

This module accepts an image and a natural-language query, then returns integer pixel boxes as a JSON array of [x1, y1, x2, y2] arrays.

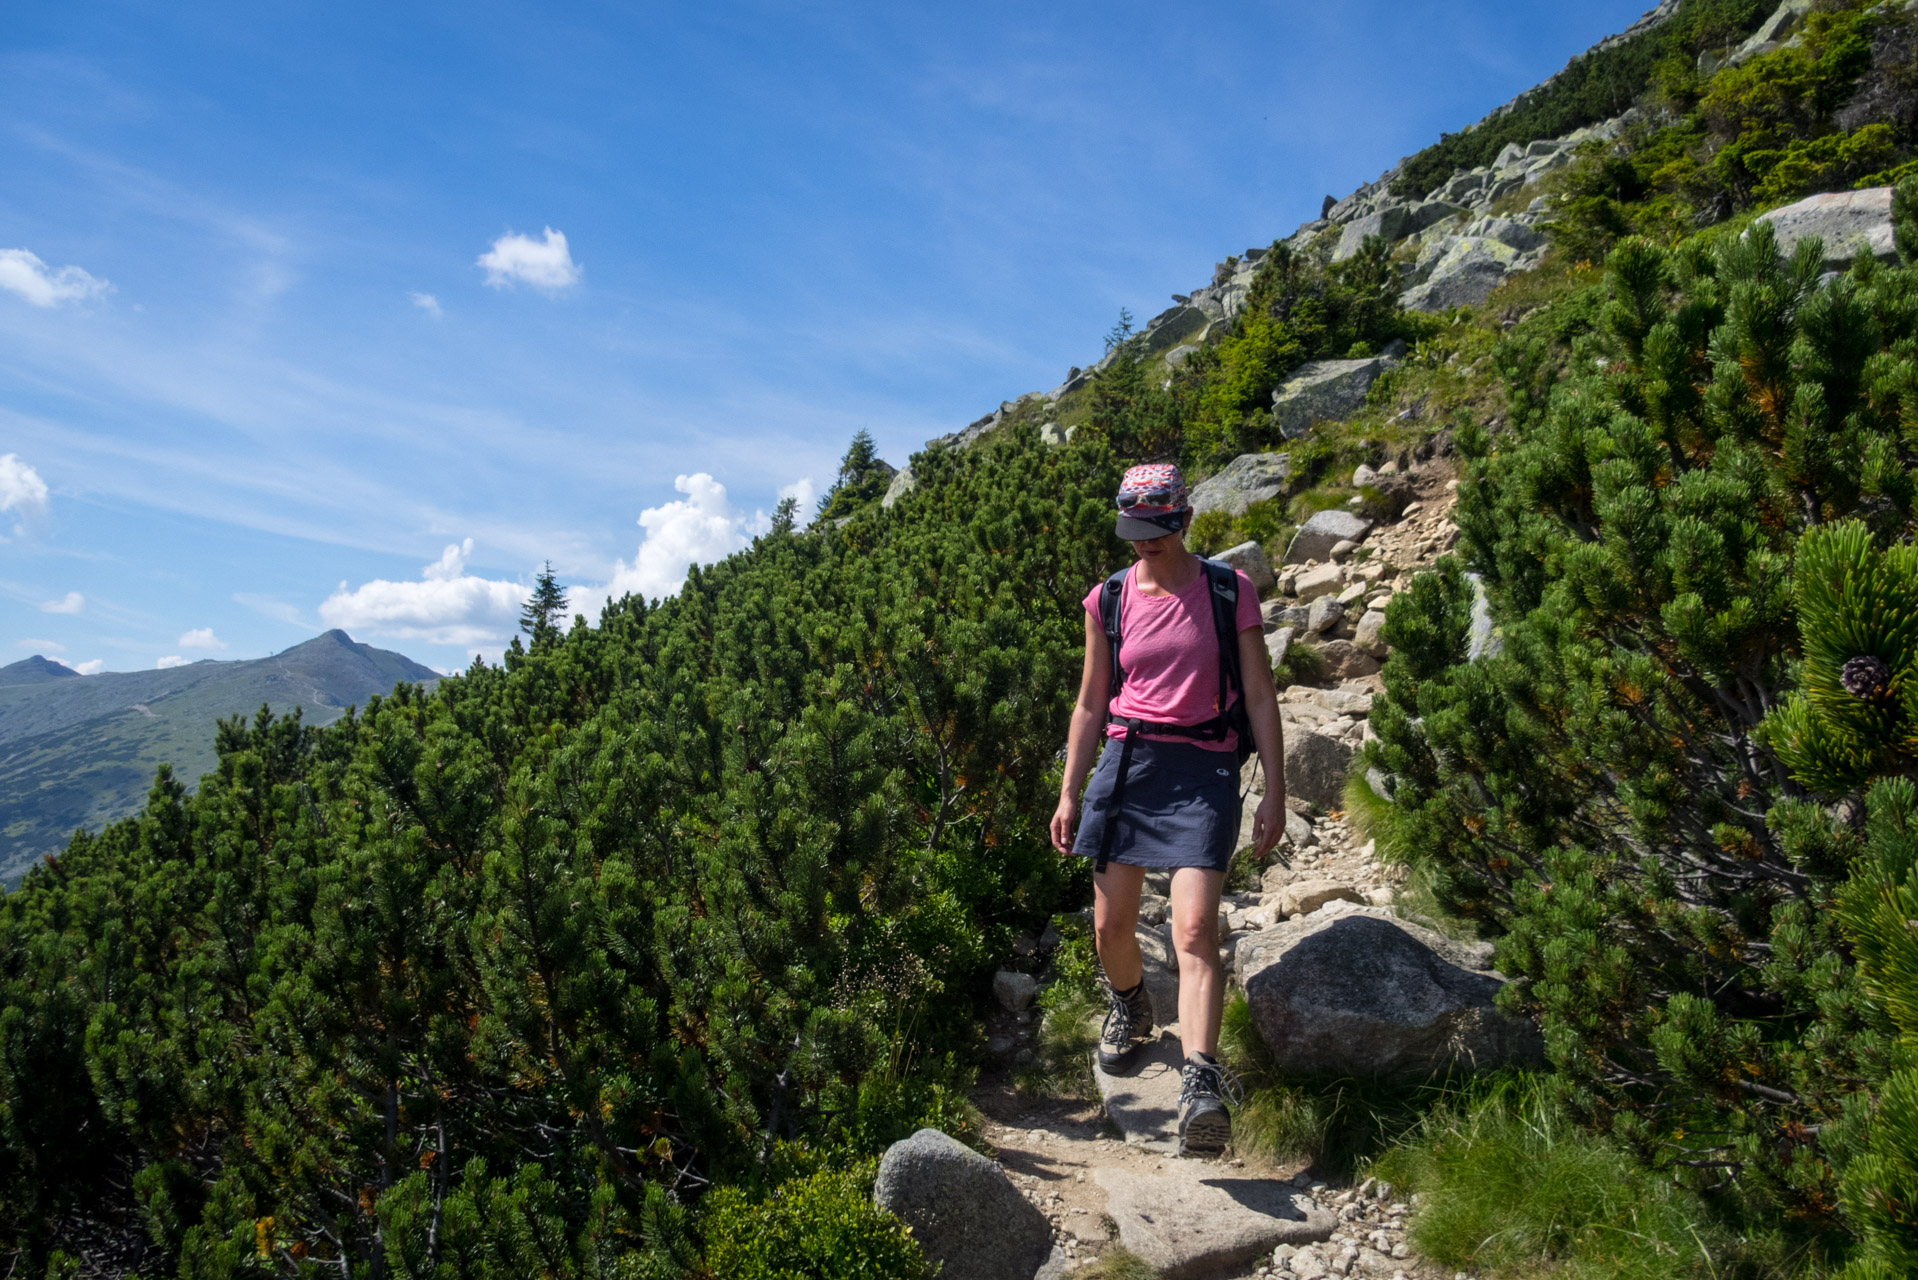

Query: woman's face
[[1132, 522, 1187, 562]]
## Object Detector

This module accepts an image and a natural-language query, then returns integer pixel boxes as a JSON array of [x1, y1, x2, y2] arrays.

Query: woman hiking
[[1050, 463, 1286, 1157]]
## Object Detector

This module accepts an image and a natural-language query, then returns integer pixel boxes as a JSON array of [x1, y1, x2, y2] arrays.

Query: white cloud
[[477, 228, 581, 292], [179, 627, 226, 649], [780, 476, 818, 525], [0, 454, 50, 516], [598, 473, 762, 605], [319, 537, 530, 645], [0, 249, 111, 308], [156, 655, 189, 669], [40, 592, 84, 614], [17, 638, 65, 652], [410, 291, 443, 317], [72, 659, 104, 675]]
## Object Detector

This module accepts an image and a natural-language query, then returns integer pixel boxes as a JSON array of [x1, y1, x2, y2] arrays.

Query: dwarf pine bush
[[0, 426, 1128, 1274], [1368, 190, 1918, 1237]]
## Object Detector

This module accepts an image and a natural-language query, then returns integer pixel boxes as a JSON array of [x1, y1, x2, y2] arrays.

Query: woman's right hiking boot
[[1177, 1053, 1242, 1157], [1096, 980, 1154, 1070]]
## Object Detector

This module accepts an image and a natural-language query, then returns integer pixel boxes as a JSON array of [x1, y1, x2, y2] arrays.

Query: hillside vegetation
[[14, 1, 1918, 1277]]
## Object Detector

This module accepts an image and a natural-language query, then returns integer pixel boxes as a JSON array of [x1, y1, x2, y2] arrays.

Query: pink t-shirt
[[1082, 563, 1263, 752]]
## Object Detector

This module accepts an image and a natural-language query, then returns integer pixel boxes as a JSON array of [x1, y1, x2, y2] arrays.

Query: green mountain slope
[[0, 630, 437, 882]]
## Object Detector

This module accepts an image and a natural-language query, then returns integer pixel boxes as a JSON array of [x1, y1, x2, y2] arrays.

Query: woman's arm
[[1237, 625, 1287, 857], [1050, 610, 1114, 855]]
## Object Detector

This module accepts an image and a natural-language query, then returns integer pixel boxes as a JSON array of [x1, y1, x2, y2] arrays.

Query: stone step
[[1096, 1161, 1336, 1279], [1092, 1029, 1186, 1152]]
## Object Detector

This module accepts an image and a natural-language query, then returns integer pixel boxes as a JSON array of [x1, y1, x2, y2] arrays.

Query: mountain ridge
[[0, 629, 438, 884]]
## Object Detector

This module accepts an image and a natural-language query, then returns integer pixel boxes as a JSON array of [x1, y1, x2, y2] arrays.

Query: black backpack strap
[[1098, 568, 1127, 703], [1202, 559, 1256, 767]]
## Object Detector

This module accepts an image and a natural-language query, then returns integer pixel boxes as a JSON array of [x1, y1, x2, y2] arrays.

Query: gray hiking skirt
[[1071, 737, 1242, 872]]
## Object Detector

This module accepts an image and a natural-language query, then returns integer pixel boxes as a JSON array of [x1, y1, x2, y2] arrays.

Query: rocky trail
[[882, 457, 1501, 1280]]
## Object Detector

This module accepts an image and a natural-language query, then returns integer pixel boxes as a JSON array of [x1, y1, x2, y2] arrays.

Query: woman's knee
[[1168, 914, 1217, 961], [1095, 911, 1137, 954]]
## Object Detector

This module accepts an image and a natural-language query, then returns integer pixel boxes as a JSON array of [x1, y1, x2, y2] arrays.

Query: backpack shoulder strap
[[1200, 559, 1245, 699], [1099, 568, 1128, 701]]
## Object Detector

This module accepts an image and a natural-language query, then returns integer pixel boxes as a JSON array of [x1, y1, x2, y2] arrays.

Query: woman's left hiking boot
[[1177, 1053, 1242, 1157], [1096, 980, 1154, 1070]]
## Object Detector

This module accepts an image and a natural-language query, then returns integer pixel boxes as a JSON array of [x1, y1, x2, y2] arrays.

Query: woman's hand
[[1249, 790, 1286, 858], [1050, 793, 1080, 856]]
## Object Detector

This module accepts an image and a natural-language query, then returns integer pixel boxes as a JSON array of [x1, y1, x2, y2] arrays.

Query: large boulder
[[1271, 357, 1398, 440], [1460, 214, 1546, 253], [1284, 510, 1375, 565], [1331, 200, 1465, 262], [1315, 639, 1381, 681], [1353, 609, 1389, 658], [1282, 729, 1354, 809], [1139, 304, 1212, 356], [1265, 625, 1295, 669], [882, 466, 917, 508], [1215, 542, 1276, 597], [1291, 562, 1346, 601], [1755, 187, 1896, 268], [873, 1128, 1052, 1280], [1190, 452, 1293, 517], [1278, 879, 1365, 917], [1235, 906, 1544, 1077], [1401, 236, 1531, 312]]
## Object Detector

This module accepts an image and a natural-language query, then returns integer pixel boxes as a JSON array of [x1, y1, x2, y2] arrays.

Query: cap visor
[[1115, 512, 1184, 541]]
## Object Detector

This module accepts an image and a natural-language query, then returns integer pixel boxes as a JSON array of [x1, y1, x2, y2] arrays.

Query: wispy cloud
[[410, 291, 443, 318], [179, 626, 226, 649], [40, 591, 84, 614], [319, 538, 529, 646], [16, 637, 65, 652], [233, 593, 305, 626], [0, 248, 111, 308], [478, 228, 581, 292]]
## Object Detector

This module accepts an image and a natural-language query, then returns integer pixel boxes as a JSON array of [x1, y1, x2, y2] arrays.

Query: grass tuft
[[1370, 1078, 1808, 1280], [1072, 1248, 1161, 1280], [1218, 995, 1472, 1177], [1015, 916, 1104, 1100]]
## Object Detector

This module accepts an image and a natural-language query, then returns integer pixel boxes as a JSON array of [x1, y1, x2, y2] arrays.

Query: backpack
[[1091, 558, 1254, 872]]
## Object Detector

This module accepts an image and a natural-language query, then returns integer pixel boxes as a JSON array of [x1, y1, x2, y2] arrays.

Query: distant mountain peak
[[0, 655, 83, 686]]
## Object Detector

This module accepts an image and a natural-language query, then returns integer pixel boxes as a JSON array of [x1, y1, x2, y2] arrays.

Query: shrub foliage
[[0, 429, 1124, 1275], [1367, 190, 1918, 1250]]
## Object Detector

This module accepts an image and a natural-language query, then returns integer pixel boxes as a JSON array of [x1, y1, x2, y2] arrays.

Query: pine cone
[[1841, 654, 1892, 701]]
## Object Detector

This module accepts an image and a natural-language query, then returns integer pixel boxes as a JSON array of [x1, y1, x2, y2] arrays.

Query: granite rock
[[1191, 452, 1293, 517], [1285, 511, 1376, 565], [1755, 186, 1896, 268], [1236, 906, 1543, 1078], [873, 1129, 1052, 1280], [1216, 541, 1277, 597], [1272, 357, 1399, 440]]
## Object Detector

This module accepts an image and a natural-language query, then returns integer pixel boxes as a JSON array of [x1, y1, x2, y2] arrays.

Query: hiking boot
[[1096, 980, 1154, 1070], [1177, 1054, 1242, 1157]]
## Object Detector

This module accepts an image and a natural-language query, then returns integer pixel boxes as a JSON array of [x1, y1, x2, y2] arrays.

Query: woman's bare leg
[[1169, 866, 1227, 1056], [1092, 863, 1147, 989]]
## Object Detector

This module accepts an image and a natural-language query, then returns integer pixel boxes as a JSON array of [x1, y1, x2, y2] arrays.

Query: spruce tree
[[521, 561, 569, 647], [814, 429, 893, 523]]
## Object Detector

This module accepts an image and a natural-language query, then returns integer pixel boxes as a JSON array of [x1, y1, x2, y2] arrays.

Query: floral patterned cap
[[1114, 463, 1191, 540]]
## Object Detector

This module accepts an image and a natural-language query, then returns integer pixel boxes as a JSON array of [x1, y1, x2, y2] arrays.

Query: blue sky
[[1, 0, 1657, 673]]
